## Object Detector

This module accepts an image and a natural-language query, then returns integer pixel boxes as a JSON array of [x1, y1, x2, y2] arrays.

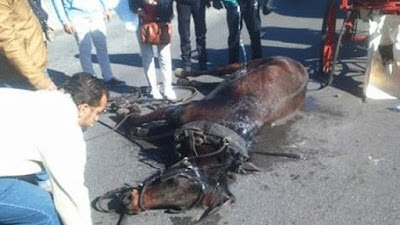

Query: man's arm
[[51, 0, 76, 34], [0, 1, 55, 90], [40, 109, 92, 225], [51, 0, 69, 25]]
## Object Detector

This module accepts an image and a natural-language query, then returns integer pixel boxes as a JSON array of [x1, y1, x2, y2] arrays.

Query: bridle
[[134, 138, 234, 213], [175, 125, 247, 171]]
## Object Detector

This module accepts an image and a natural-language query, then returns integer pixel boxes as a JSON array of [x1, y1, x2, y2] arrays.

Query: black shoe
[[106, 78, 125, 87], [263, 0, 275, 15]]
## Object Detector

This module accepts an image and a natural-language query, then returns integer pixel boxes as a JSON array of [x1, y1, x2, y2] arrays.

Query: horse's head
[[124, 159, 234, 220]]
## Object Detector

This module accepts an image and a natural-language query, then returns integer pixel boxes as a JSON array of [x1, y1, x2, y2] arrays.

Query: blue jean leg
[[0, 178, 61, 225]]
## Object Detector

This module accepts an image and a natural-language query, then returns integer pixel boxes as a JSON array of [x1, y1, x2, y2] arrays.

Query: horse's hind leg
[[175, 58, 268, 78], [124, 105, 176, 127]]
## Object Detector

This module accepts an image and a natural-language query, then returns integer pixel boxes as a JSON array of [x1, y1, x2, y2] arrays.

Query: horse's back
[[189, 56, 308, 137], [254, 56, 308, 124]]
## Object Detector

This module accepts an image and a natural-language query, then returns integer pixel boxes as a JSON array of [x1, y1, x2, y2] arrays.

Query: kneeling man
[[0, 73, 108, 225]]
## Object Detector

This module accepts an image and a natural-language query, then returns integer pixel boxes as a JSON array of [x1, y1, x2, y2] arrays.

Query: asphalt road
[[46, 1, 400, 225]]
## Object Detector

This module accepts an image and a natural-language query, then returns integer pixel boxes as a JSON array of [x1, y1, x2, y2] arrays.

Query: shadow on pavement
[[272, 0, 326, 19], [48, 69, 69, 86]]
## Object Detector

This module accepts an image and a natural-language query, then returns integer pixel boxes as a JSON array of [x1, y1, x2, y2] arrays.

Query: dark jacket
[[129, 0, 174, 22]]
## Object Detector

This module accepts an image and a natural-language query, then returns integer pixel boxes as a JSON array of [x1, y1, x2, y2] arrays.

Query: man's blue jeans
[[0, 178, 61, 224]]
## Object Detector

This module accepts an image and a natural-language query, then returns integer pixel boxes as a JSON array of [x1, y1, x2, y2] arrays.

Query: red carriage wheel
[[320, 0, 338, 86]]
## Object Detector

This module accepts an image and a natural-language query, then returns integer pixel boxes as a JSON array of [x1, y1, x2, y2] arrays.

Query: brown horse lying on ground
[[98, 56, 309, 223], [124, 56, 308, 140]]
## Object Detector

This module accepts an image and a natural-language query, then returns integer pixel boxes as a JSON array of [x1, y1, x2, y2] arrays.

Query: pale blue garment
[[51, 0, 108, 25], [113, 0, 139, 31]]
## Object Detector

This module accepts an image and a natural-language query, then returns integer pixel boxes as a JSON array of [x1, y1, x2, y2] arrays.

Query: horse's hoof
[[116, 108, 130, 117], [174, 68, 187, 78]]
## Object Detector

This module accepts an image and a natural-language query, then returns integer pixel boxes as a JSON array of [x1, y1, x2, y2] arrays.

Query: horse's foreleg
[[126, 106, 177, 126]]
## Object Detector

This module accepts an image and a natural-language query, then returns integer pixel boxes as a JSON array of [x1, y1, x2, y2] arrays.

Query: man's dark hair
[[60, 72, 109, 107]]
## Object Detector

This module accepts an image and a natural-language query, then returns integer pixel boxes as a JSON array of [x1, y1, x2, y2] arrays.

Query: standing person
[[223, 0, 263, 64], [367, 12, 400, 76], [28, 0, 55, 42], [0, 73, 109, 225], [51, 0, 124, 86], [0, 0, 57, 91], [176, 0, 208, 72], [130, 0, 176, 100]]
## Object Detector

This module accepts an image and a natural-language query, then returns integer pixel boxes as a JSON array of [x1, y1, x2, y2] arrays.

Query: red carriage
[[320, 0, 400, 86]]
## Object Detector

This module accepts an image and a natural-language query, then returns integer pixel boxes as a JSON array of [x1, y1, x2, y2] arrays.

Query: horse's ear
[[196, 206, 216, 224], [195, 197, 234, 224]]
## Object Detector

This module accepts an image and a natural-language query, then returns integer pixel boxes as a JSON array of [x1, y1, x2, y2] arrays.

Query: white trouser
[[71, 15, 113, 81], [369, 13, 400, 65], [138, 40, 173, 91]]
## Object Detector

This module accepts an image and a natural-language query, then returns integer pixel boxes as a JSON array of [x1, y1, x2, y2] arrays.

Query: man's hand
[[212, 0, 224, 10], [63, 23, 75, 34], [45, 81, 58, 91], [104, 9, 114, 22]]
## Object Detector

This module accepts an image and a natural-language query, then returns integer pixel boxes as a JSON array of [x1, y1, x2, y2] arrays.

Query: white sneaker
[[383, 62, 393, 76], [164, 87, 176, 100], [150, 89, 163, 100]]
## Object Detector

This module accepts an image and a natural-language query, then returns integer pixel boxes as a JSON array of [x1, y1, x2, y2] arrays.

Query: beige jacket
[[0, 0, 52, 89]]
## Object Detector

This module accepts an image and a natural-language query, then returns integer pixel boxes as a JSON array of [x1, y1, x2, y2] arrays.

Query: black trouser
[[176, 0, 207, 67], [225, 0, 262, 64], [28, 0, 49, 32]]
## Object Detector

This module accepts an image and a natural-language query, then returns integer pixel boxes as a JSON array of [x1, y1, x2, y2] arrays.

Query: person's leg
[[157, 44, 176, 100], [225, 1, 241, 64], [138, 34, 162, 99], [370, 14, 392, 75], [192, 0, 207, 70], [241, 0, 262, 60], [90, 16, 113, 81], [387, 15, 400, 72], [0, 178, 61, 225], [177, 2, 193, 71], [364, 13, 385, 97], [72, 17, 96, 76]]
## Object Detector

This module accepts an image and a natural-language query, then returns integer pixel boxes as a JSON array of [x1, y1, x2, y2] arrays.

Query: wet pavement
[[46, 1, 400, 224]]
